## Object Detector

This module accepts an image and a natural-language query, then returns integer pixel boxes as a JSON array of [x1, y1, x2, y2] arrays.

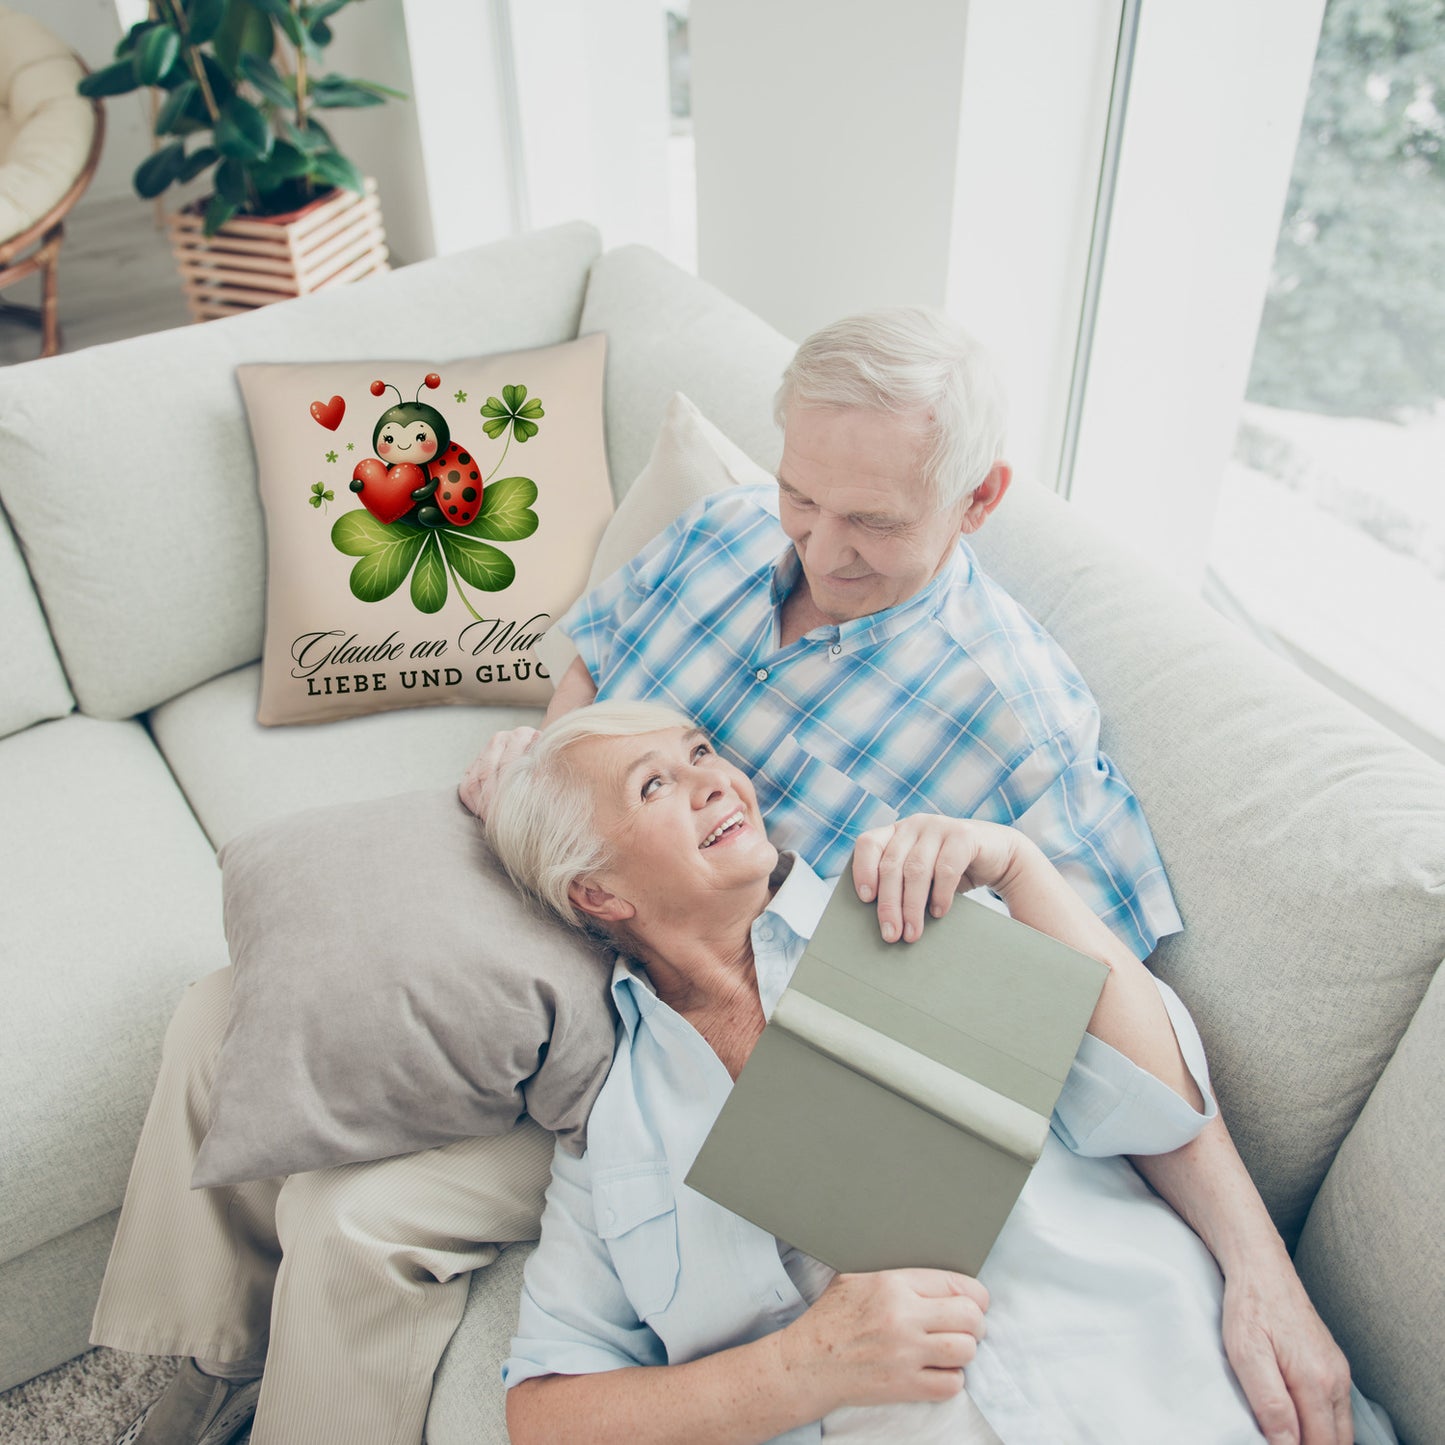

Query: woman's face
[[567, 726, 777, 925]]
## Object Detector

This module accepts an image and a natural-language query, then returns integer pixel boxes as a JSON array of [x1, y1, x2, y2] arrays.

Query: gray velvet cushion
[[193, 789, 618, 1187]]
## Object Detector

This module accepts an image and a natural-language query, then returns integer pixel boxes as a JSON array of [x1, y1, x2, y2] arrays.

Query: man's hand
[[458, 726, 540, 822], [851, 814, 1025, 943], [1221, 1261, 1353, 1445]]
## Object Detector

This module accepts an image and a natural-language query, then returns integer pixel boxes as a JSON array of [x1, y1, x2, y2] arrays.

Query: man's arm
[[545, 654, 599, 724], [1131, 1120, 1353, 1445]]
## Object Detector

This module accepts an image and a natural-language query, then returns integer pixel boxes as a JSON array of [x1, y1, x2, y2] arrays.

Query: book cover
[[684, 885, 1109, 1275]]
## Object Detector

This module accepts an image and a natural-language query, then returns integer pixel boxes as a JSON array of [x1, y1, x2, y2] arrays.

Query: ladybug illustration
[[349, 372, 485, 527]]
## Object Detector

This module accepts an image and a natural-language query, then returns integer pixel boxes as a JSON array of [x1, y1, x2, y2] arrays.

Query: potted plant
[[79, 0, 404, 319]]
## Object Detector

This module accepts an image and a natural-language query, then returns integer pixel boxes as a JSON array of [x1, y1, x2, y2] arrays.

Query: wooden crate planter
[[166, 179, 389, 322]]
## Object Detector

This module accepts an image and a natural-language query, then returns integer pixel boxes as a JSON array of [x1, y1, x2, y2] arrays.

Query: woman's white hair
[[486, 699, 697, 932], [774, 307, 1007, 510]]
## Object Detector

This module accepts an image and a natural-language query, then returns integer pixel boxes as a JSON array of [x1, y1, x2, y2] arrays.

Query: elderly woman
[[486, 699, 1297, 1445]]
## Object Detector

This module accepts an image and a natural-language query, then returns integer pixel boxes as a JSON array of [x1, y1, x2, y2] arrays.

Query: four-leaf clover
[[481, 384, 545, 442], [309, 481, 335, 511]]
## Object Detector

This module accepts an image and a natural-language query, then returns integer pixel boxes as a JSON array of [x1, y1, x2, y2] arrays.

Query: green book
[[684, 886, 1110, 1276]]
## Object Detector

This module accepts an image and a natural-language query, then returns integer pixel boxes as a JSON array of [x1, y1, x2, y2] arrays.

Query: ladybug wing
[[426, 441, 485, 526]]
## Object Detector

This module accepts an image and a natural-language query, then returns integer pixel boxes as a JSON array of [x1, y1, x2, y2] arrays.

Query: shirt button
[[755, 668, 769, 681], [756, 924, 773, 943], [830, 644, 842, 655]]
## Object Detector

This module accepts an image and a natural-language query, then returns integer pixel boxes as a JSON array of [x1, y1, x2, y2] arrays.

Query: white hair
[[486, 700, 697, 932], [774, 308, 1008, 510]]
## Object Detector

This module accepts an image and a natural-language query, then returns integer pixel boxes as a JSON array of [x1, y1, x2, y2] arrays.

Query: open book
[[684, 884, 1109, 1275]]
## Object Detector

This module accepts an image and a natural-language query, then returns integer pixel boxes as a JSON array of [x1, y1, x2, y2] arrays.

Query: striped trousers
[[91, 968, 554, 1445]]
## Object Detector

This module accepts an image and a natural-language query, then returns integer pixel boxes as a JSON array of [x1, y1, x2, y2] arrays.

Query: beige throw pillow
[[534, 391, 772, 679], [239, 334, 612, 725]]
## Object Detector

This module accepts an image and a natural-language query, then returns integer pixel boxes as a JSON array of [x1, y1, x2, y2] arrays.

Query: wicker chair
[[0, 7, 104, 359]]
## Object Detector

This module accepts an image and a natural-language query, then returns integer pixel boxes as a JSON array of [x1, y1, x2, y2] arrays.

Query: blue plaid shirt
[[560, 485, 1181, 959]]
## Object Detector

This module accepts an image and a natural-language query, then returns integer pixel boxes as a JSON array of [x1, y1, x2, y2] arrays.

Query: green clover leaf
[[480, 382, 545, 443], [331, 510, 428, 602], [309, 481, 335, 511], [457, 477, 539, 542]]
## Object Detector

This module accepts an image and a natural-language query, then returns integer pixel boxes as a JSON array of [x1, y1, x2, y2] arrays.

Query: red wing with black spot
[[425, 442, 485, 525]]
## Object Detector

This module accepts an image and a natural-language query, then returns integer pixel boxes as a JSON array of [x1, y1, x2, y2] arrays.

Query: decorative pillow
[[192, 788, 618, 1188], [534, 391, 773, 679], [238, 334, 612, 726]]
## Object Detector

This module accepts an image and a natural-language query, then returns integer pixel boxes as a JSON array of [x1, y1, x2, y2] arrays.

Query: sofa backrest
[[0, 501, 72, 738], [0, 221, 603, 721], [969, 477, 1445, 1245]]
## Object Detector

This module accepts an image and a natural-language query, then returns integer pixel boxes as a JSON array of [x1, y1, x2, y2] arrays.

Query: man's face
[[776, 406, 971, 624]]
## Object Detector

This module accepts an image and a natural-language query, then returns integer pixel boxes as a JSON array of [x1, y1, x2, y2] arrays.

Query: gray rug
[[0, 1350, 237, 1445]]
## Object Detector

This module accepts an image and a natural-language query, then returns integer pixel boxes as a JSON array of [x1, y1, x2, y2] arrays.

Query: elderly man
[[95, 311, 1350, 1445], [464, 309, 1353, 1445]]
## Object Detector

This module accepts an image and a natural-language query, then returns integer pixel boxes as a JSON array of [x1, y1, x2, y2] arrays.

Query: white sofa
[[0, 222, 1441, 1444]]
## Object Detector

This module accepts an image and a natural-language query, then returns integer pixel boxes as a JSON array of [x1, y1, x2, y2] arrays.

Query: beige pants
[[91, 968, 555, 1445]]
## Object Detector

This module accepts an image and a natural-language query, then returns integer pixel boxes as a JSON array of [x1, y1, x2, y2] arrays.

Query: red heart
[[351, 458, 426, 525], [310, 395, 346, 430]]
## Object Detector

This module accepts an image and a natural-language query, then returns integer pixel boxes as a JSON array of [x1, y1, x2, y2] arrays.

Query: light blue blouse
[[504, 857, 1271, 1443]]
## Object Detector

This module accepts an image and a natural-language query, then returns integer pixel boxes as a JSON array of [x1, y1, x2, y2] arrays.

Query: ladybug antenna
[[370, 379, 403, 406], [417, 372, 442, 401]]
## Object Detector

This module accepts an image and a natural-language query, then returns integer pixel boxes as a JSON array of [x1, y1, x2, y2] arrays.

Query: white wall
[[510, 0, 671, 252], [690, 0, 972, 342], [946, 0, 1121, 495]]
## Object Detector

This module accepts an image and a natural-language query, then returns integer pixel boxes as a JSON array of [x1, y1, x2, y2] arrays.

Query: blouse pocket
[[593, 1162, 681, 1321]]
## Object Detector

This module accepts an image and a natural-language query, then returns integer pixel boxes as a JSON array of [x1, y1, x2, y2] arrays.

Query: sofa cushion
[[148, 662, 540, 849], [195, 790, 615, 1187], [0, 715, 227, 1267], [967, 479, 1445, 1244], [0, 222, 601, 722], [580, 245, 794, 499], [1295, 958, 1445, 1445], [238, 336, 612, 726], [0, 502, 71, 738]]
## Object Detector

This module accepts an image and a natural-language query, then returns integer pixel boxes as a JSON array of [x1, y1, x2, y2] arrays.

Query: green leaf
[[280, 116, 331, 154], [199, 52, 235, 106], [303, 0, 353, 23], [438, 532, 515, 592], [203, 192, 238, 235], [133, 142, 185, 198], [186, 0, 227, 47], [348, 532, 427, 602], [350, 78, 409, 101], [213, 0, 274, 75], [265, 140, 311, 178], [410, 535, 448, 612], [80, 59, 143, 98], [513, 418, 539, 442], [154, 79, 197, 134], [216, 95, 273, 160], [309, 75, 385, 108], [239, 53, 295, 107], [516, 398, 544, 418], [134, 25, 181, 85], [178, 145, 219, 182], [480, 396, 507, 416], [502, 383, 520, 410], [332, 508, 396, 554], [214, 156, 248, 204], [308, 18, 333, 46], [481, 414, 509, 440], [461, 477, 539, 542], [310, 148, 363, 194], [115, 20, 156, 58]]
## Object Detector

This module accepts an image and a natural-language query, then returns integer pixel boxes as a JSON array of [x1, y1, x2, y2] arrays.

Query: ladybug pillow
[[238, 333, 612, 725]]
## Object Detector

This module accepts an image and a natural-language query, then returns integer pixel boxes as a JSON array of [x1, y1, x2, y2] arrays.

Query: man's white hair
[[774, 307, 1008, 510], [487, 699, 697, 931]]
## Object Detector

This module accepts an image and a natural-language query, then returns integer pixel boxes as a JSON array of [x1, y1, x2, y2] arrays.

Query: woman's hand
[[778, 1269, 989, 1411], [852, 815, 1029, 943], [458, 726, 540, 821]]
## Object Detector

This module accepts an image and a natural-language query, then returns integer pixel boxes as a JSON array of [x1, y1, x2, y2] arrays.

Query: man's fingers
[[887, 1268, 989, 1312], [852, 826, 894, 904], [1231, 1341, 1301, 1445], [1290, 1363, 1352, 1445]]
